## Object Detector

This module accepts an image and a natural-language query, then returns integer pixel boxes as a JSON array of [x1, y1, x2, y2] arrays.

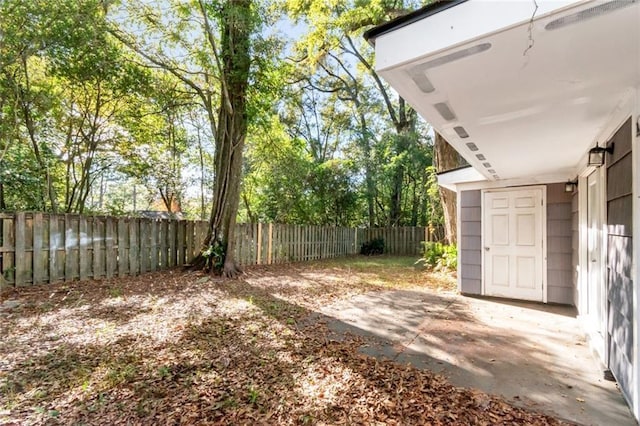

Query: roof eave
[[363, 0, 469, 46]]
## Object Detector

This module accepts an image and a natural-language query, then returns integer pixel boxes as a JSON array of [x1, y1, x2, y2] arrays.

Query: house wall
[[547, 183, 574, 304], [606, 118, 634, 404], [459, 185, 574, 303], [460, 190, 482, 294]]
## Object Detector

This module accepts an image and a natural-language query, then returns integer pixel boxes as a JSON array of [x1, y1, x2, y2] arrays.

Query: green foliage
[[247, 386, 260, 405], [360, 238, 384, 256], [417, 242, 457, 272], [202, 240, 226, 273], [0, 0, 446, 235]]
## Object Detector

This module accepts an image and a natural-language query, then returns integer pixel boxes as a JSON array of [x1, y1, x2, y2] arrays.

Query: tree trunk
[[389, 98, 416, 226], [196, 124, 207, 220], [198, 0, 253, 278], [0, 182, 5, 210], [356, 113, 375, 227], [434, 132, 458, 245]]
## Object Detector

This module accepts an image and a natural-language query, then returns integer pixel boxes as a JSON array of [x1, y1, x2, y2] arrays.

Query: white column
[[456, 187, 462, 293], [632, 89, 640, 420]]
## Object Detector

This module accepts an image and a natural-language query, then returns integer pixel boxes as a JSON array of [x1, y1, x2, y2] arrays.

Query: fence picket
[[139, 219, 148, 274], [177, 221, 185, 266], [150, 220, 158, 271], [93, 218, 103, 279], [32, 213, 44, 285], [48, 215, 59, 283], [129, 218, 139, 275], [118, 218, 127, 277], [79, 216, 89, 281], [0, 213, 433, 287], [106, 218, 115, 278], [14, 213, 26, 286], [159, 220, 168, 269]]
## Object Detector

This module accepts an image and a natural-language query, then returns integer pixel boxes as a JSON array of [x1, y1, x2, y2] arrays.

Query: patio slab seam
[[392, 297, 457, 362]]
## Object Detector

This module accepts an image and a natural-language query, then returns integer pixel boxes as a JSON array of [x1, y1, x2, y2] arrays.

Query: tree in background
[[434, 133, 461, 244], [0, 0, 451, 262], [281, 0, 438, 228]]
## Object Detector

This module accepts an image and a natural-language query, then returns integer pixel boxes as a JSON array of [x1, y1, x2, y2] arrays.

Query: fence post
[[79, 216, 89, 281], [129, 218, 139, 275], [177, 220, 185, 266], [267, 223, 273, 264], [49, 215, 58, 283], [159, 220, 168, 269], [32, 213, 44, 285], [93, 217, 102, 279], [168, 220, 176, 267], [150, 220, 158, 271], [352, 228, 356, 255], [139, 219, 147, 274], [118, 218, 127, 277], [256, 222, 262, 265], [106, 217, 115, 278], [14, 212, 26, 286]]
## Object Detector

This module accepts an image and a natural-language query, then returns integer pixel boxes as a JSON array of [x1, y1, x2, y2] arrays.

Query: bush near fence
[[0, 212, 430, 287]]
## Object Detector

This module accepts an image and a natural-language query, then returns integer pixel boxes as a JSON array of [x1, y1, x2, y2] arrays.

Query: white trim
[[437, 167, 487, 192], [480, 185, 547, 303], [632, 97, 640, 420], [579, 166, 608, 362], [601, 160, 609, 366], [578, 175, 588, 316], [542, 186, 548, 304], [456, 189, 462, 293], [480, 190, 486, 296], [456, 173, 573, 192], [375, 0, 589, 73]]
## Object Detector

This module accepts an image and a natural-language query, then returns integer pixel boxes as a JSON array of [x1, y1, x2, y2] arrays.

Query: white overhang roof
[[437, 165, 487, 191], [370, 0, 640, 183]]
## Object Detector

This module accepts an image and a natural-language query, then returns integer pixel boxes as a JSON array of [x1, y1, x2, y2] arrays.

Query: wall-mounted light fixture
[[588, 143, 614, 167], [564, 179, 578, 193]]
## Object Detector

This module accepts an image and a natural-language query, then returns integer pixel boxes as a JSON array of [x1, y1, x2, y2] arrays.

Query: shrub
[[417, 242, 457, 272], [202, 239, 226, 272], [360, 237, 384, 255]]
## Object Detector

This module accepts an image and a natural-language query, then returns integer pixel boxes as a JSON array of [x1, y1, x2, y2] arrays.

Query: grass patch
[[319, 255, 420, 270], [305, 255, 457, 292]]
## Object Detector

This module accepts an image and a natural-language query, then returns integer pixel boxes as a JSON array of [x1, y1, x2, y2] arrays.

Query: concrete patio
[[319, 290, 635, 426]]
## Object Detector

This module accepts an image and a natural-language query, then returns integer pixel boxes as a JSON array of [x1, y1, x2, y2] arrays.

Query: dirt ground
[[1, 257, 565, 425]]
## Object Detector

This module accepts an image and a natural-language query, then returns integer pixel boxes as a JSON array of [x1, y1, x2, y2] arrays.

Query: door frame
[[578, 160, 609, 363], [480, 185, 548, 303]]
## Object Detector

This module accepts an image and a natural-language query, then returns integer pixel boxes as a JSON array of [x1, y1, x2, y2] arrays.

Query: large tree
[[434, 132, 459, 244], [205, 0, 254, 277], [0, 0, 141, 213], [112, 0, 259, 276]]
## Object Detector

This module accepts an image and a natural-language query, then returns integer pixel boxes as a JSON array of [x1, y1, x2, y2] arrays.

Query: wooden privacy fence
[[0, 212, 428, 287]]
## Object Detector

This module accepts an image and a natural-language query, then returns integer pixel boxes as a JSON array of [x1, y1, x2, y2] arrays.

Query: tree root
[[222, 259, 242, 279], [186, 254, 208, 271], [186, 253, 242, 279]]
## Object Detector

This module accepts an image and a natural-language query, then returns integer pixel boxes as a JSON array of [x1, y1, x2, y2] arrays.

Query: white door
[[586, 170, 606, 356], [484, 188, 544, 301]]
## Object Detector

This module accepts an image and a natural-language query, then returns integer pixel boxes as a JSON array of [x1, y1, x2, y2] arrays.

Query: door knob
[[484, 247, 490, 251]]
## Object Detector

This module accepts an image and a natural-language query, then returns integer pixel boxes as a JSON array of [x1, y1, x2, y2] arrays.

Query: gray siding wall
[[459, 185, 574, 302], [460, 190, 481, 294], [546, 183, 574, 304], [606, 117, 633, 404]]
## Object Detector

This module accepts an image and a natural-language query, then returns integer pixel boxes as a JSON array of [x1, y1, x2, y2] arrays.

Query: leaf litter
[[0, 258, 567, 425]]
